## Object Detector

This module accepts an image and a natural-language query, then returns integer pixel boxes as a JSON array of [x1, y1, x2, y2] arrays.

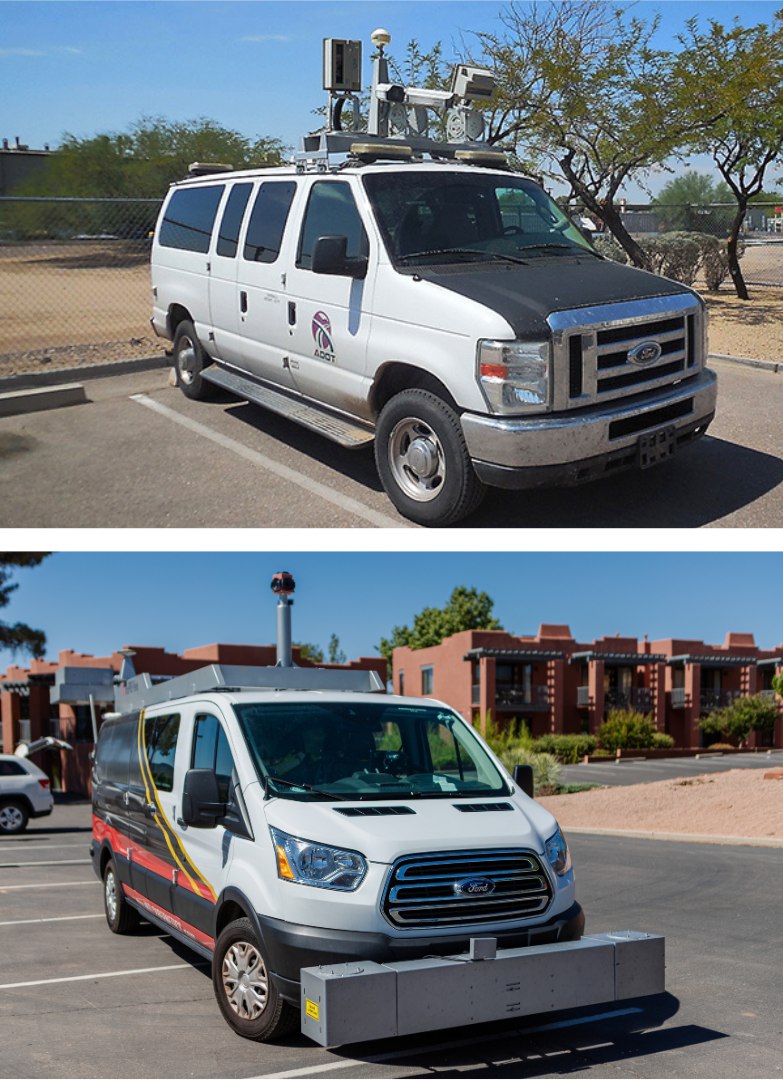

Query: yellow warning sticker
[[305, 999, 320, 1021]]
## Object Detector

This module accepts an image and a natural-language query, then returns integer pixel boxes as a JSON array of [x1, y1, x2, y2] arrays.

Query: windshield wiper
[[398, 248, 528, 266], [518, 243, 599, 257], [263, 775, 348, 801]]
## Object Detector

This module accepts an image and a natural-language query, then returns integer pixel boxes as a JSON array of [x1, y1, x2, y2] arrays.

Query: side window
[[192, 714, 236, 802], [216, 183, 253, 258], [297, 181, 368, 270], [144, 714, 180, 793], [243, 181, 297, 263], [0, 760, 27, 776], [159, 186, 225, 253]]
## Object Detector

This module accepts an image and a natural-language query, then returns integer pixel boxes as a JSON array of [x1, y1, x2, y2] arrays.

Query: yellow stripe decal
[[137, 714, 217, 902]]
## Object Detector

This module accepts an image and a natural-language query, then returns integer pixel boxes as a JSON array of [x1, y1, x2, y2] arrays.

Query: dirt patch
[[704, 286, 783, 363], [538, 768, 783, 839]]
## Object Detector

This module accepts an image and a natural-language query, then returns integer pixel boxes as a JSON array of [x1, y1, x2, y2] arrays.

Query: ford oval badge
[[454, 877, 495, 896], [628, 340, 662, 367]]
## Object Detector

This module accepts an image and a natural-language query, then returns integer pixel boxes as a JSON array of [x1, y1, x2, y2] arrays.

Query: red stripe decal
[[122, 883, 215, 951]]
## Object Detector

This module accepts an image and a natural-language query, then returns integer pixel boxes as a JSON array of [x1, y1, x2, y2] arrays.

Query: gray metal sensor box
[[323, 39, 362, 92]]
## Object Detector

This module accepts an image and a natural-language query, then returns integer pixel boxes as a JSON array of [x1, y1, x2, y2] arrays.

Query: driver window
[[297, 182, 368, 270]]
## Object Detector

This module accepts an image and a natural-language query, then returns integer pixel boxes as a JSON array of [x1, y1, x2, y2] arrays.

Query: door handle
[[145, 801, 157, 817], [288, 301, 296, 326], [240, 290, 248, 314]]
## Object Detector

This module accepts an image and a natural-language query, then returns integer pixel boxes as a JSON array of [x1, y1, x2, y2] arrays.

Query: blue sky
[[3, 1, 782, 199], [1, 551, 782, 672]]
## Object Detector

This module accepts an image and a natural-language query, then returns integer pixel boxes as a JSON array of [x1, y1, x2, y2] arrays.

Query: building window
[[421, 666, 433, 696], [74, 705, 93, 743], [399, 671, 404, 695]]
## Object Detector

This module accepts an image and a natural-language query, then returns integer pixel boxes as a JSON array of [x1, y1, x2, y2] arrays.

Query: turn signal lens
[[276, 844, 296, 880]]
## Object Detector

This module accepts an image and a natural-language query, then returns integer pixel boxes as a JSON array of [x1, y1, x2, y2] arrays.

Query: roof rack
[[115, 663, 385, 714], [294, 131, 509, 172]]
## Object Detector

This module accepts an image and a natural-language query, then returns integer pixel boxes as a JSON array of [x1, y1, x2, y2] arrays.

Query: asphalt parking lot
[[1, 800, 781, 1079], [1, 356, 783, 528], [560, 749, 783, 787]]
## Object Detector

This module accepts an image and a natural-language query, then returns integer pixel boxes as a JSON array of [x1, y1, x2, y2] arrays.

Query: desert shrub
[[642, 232, 704, 285], [699, 235, 746, 291], [707, 742, 735, 751], [497, 746, 562, 790], [651, 732, 675, 749], [531, 733, 598, 763], [592, 235, 628, 263], [476, 712, 533, 756], [597, 708, 659, 751]]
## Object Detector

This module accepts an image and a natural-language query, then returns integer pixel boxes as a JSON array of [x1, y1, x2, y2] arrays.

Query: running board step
[[201, 366, 375, 449]]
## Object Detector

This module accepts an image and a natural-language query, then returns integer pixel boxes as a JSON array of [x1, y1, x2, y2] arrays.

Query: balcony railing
[[759, 689, 780, 701], [19, 719, 31, 743], [700, 689, 743, 711], [495, 684, 550, 710], [577, 686, 590, 706], [604, 688, 653, 711], [672, 688, 686, 708]]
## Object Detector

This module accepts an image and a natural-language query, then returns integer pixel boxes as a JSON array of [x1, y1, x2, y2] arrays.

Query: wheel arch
[[167, 304, 194, 340], [370, 362, 460, 418], [214, 887, 266, 945], [0, 793, 33, 815]]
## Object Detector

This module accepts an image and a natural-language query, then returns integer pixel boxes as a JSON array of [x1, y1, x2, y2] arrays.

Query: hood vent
[[334, 806, 416, 817], [455, 802, 513, 813]]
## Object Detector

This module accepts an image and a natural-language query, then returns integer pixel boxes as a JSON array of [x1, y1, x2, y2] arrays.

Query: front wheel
[[375, 389, 486, 526], [212, 918, 299, 1041]]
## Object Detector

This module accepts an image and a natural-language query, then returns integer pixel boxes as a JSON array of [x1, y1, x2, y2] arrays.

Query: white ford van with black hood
[[149, 36, 717, 526]]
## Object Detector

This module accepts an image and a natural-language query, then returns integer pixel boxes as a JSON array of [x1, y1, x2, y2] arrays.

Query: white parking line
[[0, 961, 210, 990], [0, 880, 99, 891], [255, 1008, 644, 1079], [0, 859, 91, 868], [131, 394, 411, 529], [0, 914, 104, 927]]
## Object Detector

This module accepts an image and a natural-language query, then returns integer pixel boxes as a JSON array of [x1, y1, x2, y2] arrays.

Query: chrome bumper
[[461, 368, 717, 484]]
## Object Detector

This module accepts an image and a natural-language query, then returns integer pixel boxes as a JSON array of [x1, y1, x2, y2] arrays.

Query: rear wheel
[[103, 858, 140, 934], [0, 801, 28, 835], [213, 917, 299, 1041], [173, 319, 215, 401], [375, 389, 486, 526]]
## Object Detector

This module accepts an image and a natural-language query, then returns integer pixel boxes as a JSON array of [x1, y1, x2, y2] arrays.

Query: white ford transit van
[[150, 83, 717, 526], [91, 584, 581, 1042]]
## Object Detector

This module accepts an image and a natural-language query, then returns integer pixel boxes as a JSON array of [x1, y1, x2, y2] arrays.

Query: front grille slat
[[382, 848, 553, 929]]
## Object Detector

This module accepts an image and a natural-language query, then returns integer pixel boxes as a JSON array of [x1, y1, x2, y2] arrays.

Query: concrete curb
[[0, 354, 170, 394], [709, 352, 780, 373], [562, 825, 783, 848], [0, 382, 88, 418]]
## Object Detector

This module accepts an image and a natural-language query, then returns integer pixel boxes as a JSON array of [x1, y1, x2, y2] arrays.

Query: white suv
[[0, 754, 54, 834]]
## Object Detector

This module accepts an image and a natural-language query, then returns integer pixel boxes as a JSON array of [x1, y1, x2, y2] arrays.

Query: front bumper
[[259, 901, 584, 1004], [461, 368, 717, 489]]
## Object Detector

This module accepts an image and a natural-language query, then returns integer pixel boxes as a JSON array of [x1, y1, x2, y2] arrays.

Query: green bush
[[592, 229, 744, 290], [476, 712, 533, 756], [597, 708, 659, 751], [651, 732, 675, 749], [530, 733, 598, 763], [593, 235, 628, 263], [496, 746, 562, 791]]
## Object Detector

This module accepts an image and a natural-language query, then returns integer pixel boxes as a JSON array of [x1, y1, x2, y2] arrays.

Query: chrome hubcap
[[177, 335, 197, 385], [0, 806, 23, 831], [105, 870, 117, 922], [222, 941, 268, 1020], [388, 418, 446, 502]]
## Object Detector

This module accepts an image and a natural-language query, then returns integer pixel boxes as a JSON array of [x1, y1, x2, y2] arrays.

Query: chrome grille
[[382, 849, 553, 929], [549, 294, 703, 411]]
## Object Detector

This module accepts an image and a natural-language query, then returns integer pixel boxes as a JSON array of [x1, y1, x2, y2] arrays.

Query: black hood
[[412, 256, 692, 338]]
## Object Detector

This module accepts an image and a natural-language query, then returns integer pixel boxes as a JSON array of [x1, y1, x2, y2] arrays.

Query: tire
[[212, 918, 299, 1041], [103, 858, 141, 935], [0, 801, 28, 835], [375, 389, 486, 526], [173, 319, 215, 401]]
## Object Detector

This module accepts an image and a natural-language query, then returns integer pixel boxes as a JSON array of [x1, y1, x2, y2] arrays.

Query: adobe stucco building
[[393, 625, 783, 749], [1, 642, 386, 796]]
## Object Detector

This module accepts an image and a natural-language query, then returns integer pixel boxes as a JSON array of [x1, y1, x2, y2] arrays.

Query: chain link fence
[[0, 196, 165, 378], [2, 196, 782, 379]]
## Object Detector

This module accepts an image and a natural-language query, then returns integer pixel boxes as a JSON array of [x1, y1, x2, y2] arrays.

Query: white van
[[91, 668, 580, 1042], [150, 153, 717, 526]]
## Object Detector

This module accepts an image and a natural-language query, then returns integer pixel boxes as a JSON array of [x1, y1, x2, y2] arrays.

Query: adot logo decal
[[312, 310, 336, 363]]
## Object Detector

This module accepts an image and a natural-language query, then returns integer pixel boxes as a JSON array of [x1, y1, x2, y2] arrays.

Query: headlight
[[270, 827, 367, 891], [545, 826, 571, 876], [477, 339, 550, 413]]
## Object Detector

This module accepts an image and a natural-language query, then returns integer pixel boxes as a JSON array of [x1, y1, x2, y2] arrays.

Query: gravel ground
[[704, 286, 783, 363], [538, 767, 783, 839]]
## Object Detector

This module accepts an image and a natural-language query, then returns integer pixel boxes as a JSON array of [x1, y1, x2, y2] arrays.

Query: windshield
[[362, 171, 595, 266], [233, 700, 510, 801]]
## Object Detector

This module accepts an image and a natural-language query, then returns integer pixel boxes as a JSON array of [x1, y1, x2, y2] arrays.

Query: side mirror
[[312, 235, 367, 279], [181, 768, 227, 829], [513, 764, 534, 800]]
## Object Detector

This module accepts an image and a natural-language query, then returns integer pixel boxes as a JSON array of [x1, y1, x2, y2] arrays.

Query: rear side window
[[216, 182, 253, 258], [144, 714, 180, 793], [159, 186, 225, 253], [0, 760, 27, 776], [96, 718, 137, 785], [297, 181, 368, 270], [243, 182, 297, 263]]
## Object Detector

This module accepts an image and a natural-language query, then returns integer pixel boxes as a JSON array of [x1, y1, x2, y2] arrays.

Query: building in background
[[393, 625, 783, 749], [0, 138, 53, 196], [1, 643, 386, 796]]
